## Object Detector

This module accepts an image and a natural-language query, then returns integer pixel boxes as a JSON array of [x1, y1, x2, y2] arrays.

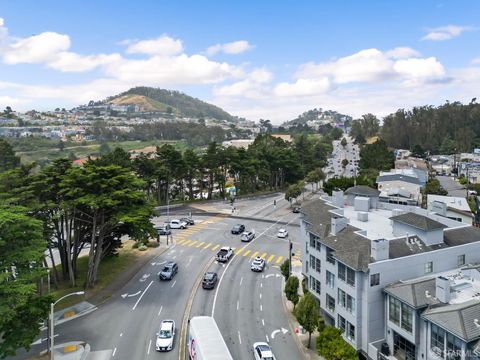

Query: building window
[[316, 240, 321, 251], [338, 289, 346, 308], [370, 273, 380, 286], [310, 255, 315, 270], [457, 254, 465, 267], [346, 294, 356, 314], [425, 261, 433, 274], [310, 276, 321, 295], [430, 323, 445, 356], [326, 271, 335, 289], [326, 294, 335, 312], [326, 247, 335, 264], [347, 322, 355, 341], [338, 263, 355, 287], [309, 235, 316, 249], [338, 315, 346, 332], [389, 297, 401, 326], [310, 255, 321, 273], [446, 332, 462, 360], [401, 303, 413, 333]]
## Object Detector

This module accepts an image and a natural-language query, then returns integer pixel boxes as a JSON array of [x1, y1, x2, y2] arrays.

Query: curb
[[281, 276, 310, 360], [178, 256, 216, 360]]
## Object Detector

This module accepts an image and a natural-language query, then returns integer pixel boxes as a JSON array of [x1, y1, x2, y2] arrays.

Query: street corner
[[51, 301, 97, 327]]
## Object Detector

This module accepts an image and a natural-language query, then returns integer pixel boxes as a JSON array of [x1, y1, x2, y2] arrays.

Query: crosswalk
[[175, 237, 287, 265]]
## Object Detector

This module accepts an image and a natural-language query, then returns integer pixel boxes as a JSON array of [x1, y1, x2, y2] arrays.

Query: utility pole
[[166, 184, 170, 222], [288, 236, 292, 277]]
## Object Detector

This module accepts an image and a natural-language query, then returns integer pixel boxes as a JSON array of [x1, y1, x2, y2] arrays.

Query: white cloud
[[103, 54, 243, 85], [3, 32, 70, 64], [472, 57, 480, 65], [206, 40, 254, 56], [393, 57, 445, 80], [126, 35, 183, 56], [274, 78, 332, 97], [385, 47, 421, 59], [213, 68, 272, 98], [422, 25, 471, 41], [47, 52, 121, 72]]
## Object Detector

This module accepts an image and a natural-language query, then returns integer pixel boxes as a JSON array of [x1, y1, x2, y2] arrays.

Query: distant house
[[222, 139, 254, 149], [427, 194, 473, 224], [377, 170, 424, 205], [271, 134, 292, 142]]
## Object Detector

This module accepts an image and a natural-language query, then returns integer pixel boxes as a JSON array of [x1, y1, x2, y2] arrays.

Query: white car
[[169, 219, 188, 229], [241, 231, 255, 242], [156, 320, 175, 351], [277, 229, 288, 238], [253, 342, 276, 360], [251, 257, 265, 272]]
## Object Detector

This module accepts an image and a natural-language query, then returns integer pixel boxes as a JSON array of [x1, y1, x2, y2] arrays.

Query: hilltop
[[105, 87, 235, 121], [283, 108, 352, 127]]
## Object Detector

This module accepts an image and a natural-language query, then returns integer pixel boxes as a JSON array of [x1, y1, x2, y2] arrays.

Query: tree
[[341, 138, 347, 147], [285, 275, 300, 309], [359, 139, 394, 171], [285, 183, 302, 202], [294, 292, 320, 348], [329, 127, 343, 140], [0, 139, 21, 172], [305, 168, 325, 192], [317, 326, 358, 360], [58, 140, 65, 152], [424, 178, 448, 195], [412, 144, 425, 158], [280, 259, 290, 280], [341, 159, 349, 168], [98, 142, 111, 155], [0, 206, 51, 358]]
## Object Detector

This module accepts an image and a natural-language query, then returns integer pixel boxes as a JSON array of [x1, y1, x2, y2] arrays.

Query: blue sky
[[1, 0, 480, 123]]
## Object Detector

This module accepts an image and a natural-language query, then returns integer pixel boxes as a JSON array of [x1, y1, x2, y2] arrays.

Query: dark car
[[155, 223, 172, 236], [231, 224, 245, 234], [180, 217, 195, 225], [292, 206, 301, 213], [159, 261, 178, 280], [202, 272, 218, 289]]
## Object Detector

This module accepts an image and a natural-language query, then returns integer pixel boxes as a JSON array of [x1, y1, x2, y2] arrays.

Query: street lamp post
[[50, 291, 84, 359]]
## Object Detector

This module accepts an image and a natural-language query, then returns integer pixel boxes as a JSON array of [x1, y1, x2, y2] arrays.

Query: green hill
[[106, 87, 235, 121], [283, 108, 352, 126]]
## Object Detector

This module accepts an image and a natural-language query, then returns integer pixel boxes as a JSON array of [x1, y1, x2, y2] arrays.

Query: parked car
[[241, 231, 255, 242], [251, 257, 265, 272], [277, 229, 288, 238], [202, 272, 218, 289], [253, 342, 276, 360], [159, 261, 178, 280], [231, 224, 245, 234], [292, 206, 301, 213], [180, 217, 195, 225], [169, 219, 188, 229], [156, 320, 175, 351], [216, 247, 234, 263], [155, 223, 171, 235]]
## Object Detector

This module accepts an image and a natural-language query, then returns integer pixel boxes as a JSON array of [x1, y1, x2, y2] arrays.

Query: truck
[[215, 246, 233, 263], [188, 316, 233, 360]]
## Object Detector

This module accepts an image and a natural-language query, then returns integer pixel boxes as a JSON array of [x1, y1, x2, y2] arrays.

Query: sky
[[1, 0, 480, 124]]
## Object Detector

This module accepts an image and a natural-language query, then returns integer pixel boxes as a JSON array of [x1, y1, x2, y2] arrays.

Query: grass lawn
[[49, 240, 151, 309]]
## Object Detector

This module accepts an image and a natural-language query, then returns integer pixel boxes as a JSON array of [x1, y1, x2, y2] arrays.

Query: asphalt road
[[189, 197, 303, 360], [325, 135, 359, 179], [437, 175, 467, 197], [16, 193, 304, 360]]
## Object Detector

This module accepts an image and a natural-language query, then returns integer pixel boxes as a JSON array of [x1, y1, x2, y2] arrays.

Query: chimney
[[331, 216, 348, 235], [332, 190, 344, 208], [436, 276, 451, 303], [371, 239, 389, 261]]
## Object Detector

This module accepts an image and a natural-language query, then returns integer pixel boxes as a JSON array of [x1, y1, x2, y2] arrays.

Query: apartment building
[[300, 186, 480, 360]]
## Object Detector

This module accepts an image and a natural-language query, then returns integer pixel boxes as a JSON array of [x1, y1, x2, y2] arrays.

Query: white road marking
[[260, 283, 263, 288], [260, 304, 263, 311], [171, 280, 177, 288], [262, 319, 265, 326], [120, 333, 123, 337], [260, 293, 262, 300], [211, 212, 291, 317], [139, 273, 151, 282], [238, 331, 242, 345], [266, 334, 270, 343], [147, 339, 152, 354], [121, 290, 141, 298], [240, 277, 243, 286], [132, 280, 154, 310], [157, 306, 163, 316], [265, 274, 275, 279], [157, 271, 161, 276], [172, 256, 177, 259], [112, 347, 117, 357], [237, 300, 239, 311]]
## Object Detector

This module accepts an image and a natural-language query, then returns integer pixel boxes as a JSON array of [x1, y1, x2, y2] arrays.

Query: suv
[[202, 272, 218, 289], [216, 247, 234, 263], [155, 223, 171, 235], [169, 219, 188, 229], [253, 342, 276, 360], [231, 224, 245, 234], [159, 262, 178, 280], [180, 217, 195, 225], [156, 320, 175, 351], [251, 257, 265, 272], [241, 231, 255, 242]]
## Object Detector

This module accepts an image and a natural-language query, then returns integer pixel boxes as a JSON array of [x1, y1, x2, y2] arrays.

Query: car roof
[[204, 272, 216, 278], [160, 320, 174, 330]]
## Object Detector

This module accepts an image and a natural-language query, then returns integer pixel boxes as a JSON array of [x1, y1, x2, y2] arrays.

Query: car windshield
[[233, 225, 240, 230], [158, 329, 171, 338], [205, 273, 214, 280], [162, 266, 172, 273]]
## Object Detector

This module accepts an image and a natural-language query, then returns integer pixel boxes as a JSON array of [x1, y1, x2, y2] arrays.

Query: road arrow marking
[[271, 328, 288, 339], [265, 274, 275, 278], [151, 261, 166, 266], [140, 273, 151, 282], [121, 290, 141, 298]]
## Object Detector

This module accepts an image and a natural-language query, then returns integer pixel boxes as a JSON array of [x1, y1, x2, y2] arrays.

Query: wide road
[[15, 193, 304, 360], [325, 135, 359, 179], [190, 197, 304, 360], [437, 175, 467, 197]]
